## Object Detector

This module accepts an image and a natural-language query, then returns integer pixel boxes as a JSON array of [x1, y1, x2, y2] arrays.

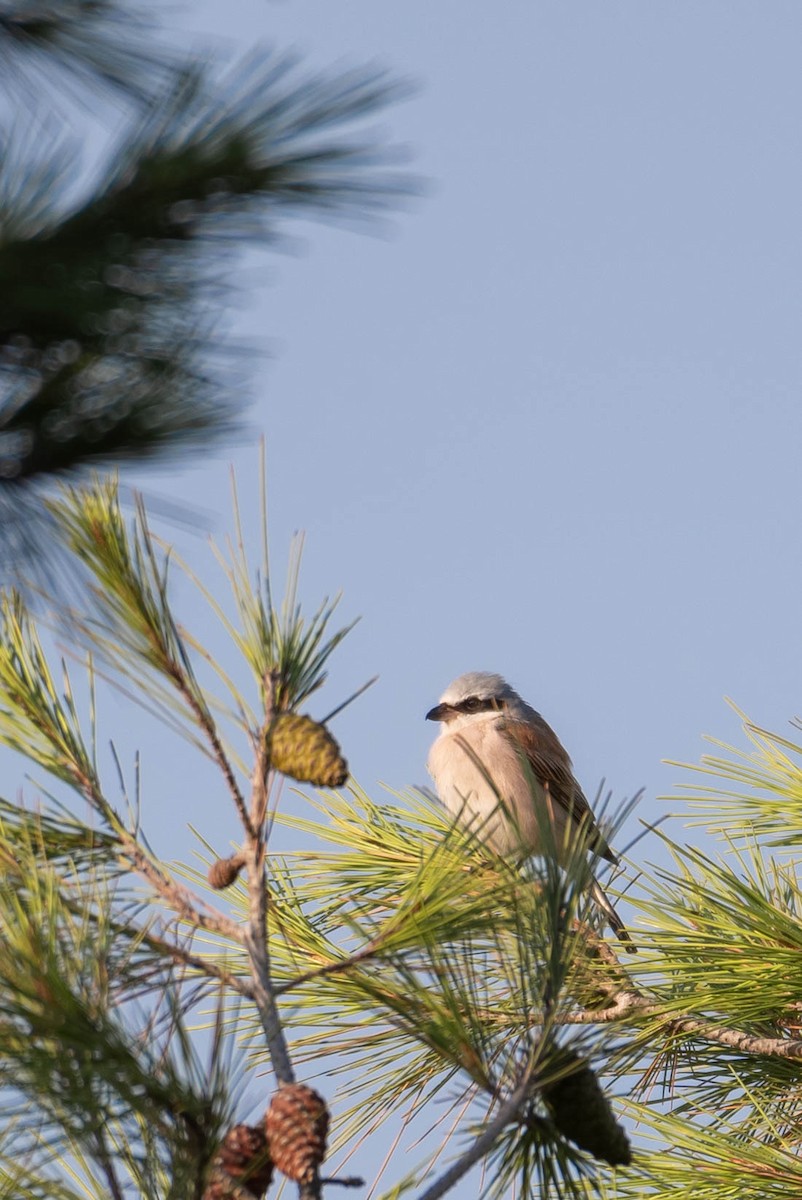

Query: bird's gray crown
[[439, 671, 519, 706]]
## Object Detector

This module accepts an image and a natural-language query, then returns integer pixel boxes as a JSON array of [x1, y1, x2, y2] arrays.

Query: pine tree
[[1, 469, 801, 1199], [0, 0, 413, 587], [3, 6, 802, 1200]]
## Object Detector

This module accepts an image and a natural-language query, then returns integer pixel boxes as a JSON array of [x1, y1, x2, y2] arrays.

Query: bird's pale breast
[[427, 719, 553, 857]]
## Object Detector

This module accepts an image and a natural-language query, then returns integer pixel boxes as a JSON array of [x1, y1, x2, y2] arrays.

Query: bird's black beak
[[426, 703, 450, 722]]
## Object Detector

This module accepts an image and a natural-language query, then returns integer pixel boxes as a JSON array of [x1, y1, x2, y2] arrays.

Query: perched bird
[[426, 671, 633, 949]]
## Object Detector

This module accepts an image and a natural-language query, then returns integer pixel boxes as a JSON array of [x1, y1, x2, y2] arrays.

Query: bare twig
[[274, 948, 378, 997], [556, 928, 802, 1059], [164, 650, 253, 838], [562, 991, 802, 1058], [671, 1017, 802, 1060], [416, 1059, 540, 1200], [72, 765, 246, 945], [122, 836, 245, 944], [93, 1130, 126, 1200], [138, 926, 255, 1001], [274, 931, 393, 997], [242, 672, 295, 1086]]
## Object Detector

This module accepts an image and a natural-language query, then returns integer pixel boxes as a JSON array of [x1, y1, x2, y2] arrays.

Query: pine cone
[[265, 1084, 329, 1185], [204, 1123, 273, 1199], [541, 1050, 631, 1166], [208, 854, 245, 890], [266, 714, 348, 788]]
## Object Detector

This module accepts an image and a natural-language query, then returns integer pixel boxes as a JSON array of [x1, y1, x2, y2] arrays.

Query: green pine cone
[[541, 1050, 631, 1167], [267, 714, 349, 788]]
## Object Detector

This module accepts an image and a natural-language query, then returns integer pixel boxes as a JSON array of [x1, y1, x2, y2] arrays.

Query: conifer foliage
[[1, 6, 802, 1200], [0, 0, 412, 582], [1, 470, 801, 1200]]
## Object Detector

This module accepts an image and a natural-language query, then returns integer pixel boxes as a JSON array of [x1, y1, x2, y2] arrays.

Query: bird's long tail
[[591, 878, 636, 953]]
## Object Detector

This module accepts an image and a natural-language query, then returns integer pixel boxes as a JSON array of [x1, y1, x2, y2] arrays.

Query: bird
[[426, 671, 633, 950]]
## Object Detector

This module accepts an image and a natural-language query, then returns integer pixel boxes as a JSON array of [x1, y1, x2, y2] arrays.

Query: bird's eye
[[465, 697, 482, 711]]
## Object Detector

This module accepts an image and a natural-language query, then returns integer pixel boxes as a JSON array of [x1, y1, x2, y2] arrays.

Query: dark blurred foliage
[[0, 0, 179, 105], [0, 2, 415, 591]]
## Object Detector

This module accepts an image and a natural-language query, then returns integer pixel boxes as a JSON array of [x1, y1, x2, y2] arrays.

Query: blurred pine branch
[[0, 4, 416, 590], [0, 55, 412, 481], [0, 0, 178, 106]]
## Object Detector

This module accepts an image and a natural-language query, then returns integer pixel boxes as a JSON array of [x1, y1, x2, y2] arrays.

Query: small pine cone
[[266, 714, 348, 788], [204, 1123, 273, 1199], [265, 1083, 329, 1185], [541, 1050, 631, 1167], [208, 854, 246, 890]]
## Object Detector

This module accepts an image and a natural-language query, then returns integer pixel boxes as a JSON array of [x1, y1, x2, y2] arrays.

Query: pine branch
[[564, 986, 802, 1061], [273, 940, 389, 998], [669, 706, 802, 847], [0, 853, 235, 1177], [558, 920, 802, 1059], [0, 467, 650, 1194], [136, 924, 255, 1002], [0, 0, 177, 106], [241, 673, 296, 1089], [623, 1101, 802, 1199], [116, 832, 246, 947], [0, 49, 415, 588], [0, 578, 247, 952], [417, 1059, 541, 1200], [0, 55, 413, 481], [50, 477, 358, 804]]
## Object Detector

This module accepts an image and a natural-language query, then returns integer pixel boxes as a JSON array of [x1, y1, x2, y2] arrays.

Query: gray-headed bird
[[426, 671, 633, 950]]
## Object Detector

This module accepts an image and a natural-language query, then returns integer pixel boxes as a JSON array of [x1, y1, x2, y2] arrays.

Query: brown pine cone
[[208, 854, 245, 890], [541, 1050, 631, 1167], [266, 714, 348, 788], [265, 1084, 329, 1185], [203, 1123, 273, 1199]]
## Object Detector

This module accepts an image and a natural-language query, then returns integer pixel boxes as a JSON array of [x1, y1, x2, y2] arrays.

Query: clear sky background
[[7, 0, 802, 1189], [111, 0, 802, 865]]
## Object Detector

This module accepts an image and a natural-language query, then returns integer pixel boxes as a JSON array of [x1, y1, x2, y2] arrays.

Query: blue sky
[[117, 0, 802, 863], [6, 0, 802, 1188]]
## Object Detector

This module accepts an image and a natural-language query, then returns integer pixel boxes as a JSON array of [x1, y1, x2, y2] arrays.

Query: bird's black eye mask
[[426, 695, 506, 722], [456, 696, 504, 714]]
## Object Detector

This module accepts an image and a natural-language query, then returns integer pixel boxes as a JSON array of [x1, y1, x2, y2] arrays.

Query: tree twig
[[242, 672, 328, 1200], [92, 1129, 126, 1200], [162, 648, 254, 838], [138, 926, 255, 1001], [274, 933, 392, 997], [241, 673, 296, 1086], [416, 1059, 539, 1200], [73, 765, 246, 945], [121, 836, 245, 944], [558, 925, 802, 1058], [562, 991, 802, 1058]]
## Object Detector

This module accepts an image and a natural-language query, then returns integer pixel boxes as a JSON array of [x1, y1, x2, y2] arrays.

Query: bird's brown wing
[[501, 714, 617, 863]]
